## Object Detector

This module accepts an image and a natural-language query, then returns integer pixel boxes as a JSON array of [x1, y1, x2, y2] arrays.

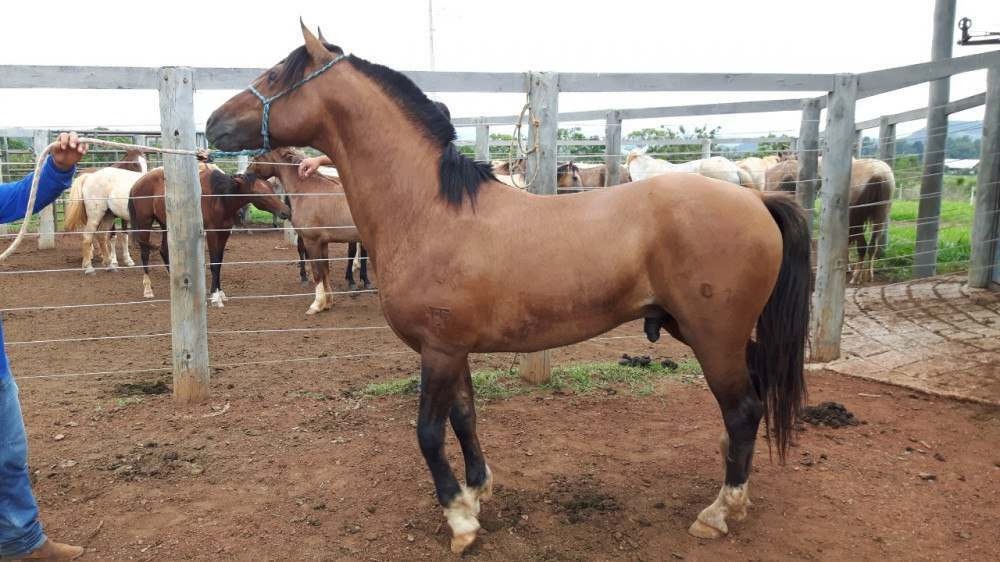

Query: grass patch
[[358, 359, 702, 400], [880, 200, 973, 281]]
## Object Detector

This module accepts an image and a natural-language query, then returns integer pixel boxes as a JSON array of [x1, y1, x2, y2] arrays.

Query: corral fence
[[1, 48, 999, 401]]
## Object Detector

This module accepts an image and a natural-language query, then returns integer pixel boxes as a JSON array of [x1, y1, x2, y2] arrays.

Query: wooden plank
[[810, 74, 858, 362], [474, 119, 490, 161], [558, 72, 834, 93], [158, 67, 211, 404], [913, 0, 957, 279], [0, 65, 159, 89], [453, 97, 812, 127], [855, 92, 986, 130], [797, 98, 822, 231], [969, 66, 1000, 288], [857, 51, 997, 99], [521, 71, 559, 384], [604, 111, 622, 186], [33, 130, 55, 250], [877, 117, 896, 166]]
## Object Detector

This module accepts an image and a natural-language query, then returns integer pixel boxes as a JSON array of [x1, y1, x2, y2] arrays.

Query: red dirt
[[2, 232, 999, 561]]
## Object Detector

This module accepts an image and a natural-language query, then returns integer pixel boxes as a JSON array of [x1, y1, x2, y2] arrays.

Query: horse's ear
[[317, 27, 328, 43], [300, 19, 329, 62]]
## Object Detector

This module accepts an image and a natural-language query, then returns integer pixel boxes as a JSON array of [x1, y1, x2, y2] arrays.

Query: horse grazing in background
[[626, 148, 756, 188], [64, 167, 143, 274], [765, 157, 895, 283], [207, 25, 811, 553], [128, 165, 290, 306], [577, 162, 631, 188], [248, 148, 373, 315], [491, 159, 583, 193]]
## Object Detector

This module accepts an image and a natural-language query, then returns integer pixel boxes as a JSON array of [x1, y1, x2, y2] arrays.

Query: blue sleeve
[[0, 157, 76, 224]]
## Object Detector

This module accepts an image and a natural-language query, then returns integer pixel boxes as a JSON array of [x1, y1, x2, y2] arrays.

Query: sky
[[0, 0, 997, 141]]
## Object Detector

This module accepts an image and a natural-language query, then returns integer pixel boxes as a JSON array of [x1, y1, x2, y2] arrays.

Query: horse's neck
[[309, 81, 448, 255]]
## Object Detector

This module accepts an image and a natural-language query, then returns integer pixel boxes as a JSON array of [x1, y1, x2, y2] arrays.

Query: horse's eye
[[267, 71, 278, 82]]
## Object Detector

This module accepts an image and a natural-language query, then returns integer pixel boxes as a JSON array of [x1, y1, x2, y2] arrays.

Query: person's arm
[[0, 133, 88, 224], [298, 155, 334, 179]]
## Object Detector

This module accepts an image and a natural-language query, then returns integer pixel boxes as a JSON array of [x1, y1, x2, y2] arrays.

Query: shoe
[[17, 540, 84, 560]]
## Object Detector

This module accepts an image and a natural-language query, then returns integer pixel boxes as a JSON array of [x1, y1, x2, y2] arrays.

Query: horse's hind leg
[[304, 239, 330, 315], [296, 236, 310, 286], [450, 361, 493, 499], [80, 218, 101, 275], [687, 340, 762, 539], [100, 215, 119, 270], [417, 349, 485, 554], [345, 242, 358, 291], [359, 244, 373, 290]]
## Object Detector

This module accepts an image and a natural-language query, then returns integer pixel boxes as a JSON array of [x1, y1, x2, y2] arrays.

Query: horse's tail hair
[[63, 174, 89, 231], [736, 167, 757, 189], [748, 192, 811, 462], [127, 193, 138, 240]]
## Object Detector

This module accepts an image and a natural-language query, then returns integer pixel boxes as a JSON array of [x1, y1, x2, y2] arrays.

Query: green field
[[873, 199, 973, 281]]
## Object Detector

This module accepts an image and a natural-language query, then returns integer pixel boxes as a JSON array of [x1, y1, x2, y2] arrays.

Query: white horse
[[64, 167, 143, 274], [626, 149, 756, 188]]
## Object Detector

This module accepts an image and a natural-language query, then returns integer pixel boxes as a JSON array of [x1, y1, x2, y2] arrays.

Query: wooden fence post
[[521, 71, 559, 384], [701, 138, 712, 160], [969, 66, 1000, 288], [604, 110, 622, 187], [33, 130, 56, 250], [797, 98, 821, 231], [158, 67, 210, 403], [914, 0, 957, 278], [877, 117, 896, 166], [810, 74, 858, 362], [854, 130, 863, 157], [475, 118, 490, 162]]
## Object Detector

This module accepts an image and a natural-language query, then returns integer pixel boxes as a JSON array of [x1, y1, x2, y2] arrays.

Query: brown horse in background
[[207, 25, 811, 553], [491, 159, 583, 193], [128, 165, 290, 305], [766, 157, 894, 283], [248, 148, 372, 315], [577, 162, 632, 188]]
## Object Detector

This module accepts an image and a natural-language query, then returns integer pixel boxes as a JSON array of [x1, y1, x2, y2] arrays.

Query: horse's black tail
[[748, 192, 811, 461], [127, 196, 138, 240]]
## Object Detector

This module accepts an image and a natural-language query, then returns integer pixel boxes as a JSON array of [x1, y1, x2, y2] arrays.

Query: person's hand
[[50, 132, 88, 171], [298, 156, 323, 179]]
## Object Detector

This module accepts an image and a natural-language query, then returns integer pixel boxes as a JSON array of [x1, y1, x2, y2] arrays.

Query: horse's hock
[[818, 275, 1000, 404]]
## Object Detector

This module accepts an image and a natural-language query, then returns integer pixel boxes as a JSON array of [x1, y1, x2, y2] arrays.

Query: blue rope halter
[[210, 54, 347, 159]]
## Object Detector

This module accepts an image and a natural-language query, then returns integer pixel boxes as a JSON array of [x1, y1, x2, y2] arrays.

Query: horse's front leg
[[207, 231, 230, 308], [81, 220, 99, 275], [344, 242, 358, 291], [418, 349, 487, 554], [121, 220, 135, 267]]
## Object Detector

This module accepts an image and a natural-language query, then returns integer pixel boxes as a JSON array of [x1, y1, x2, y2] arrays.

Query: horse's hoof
[[83, 267, 96, 276], [125, 261, 136, 268], [450, 532, 477, 555], [688, 519, 725, 539], [362, 283, 374, 291], [305, 307, 320, 316], [300, 279, 311, 287], [143, 291, 155, 299], [476, 465, 494, 502], [108, 265, 118, 272]]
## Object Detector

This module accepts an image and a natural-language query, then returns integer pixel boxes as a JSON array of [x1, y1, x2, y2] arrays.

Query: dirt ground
[[2, 232, 999, 561]]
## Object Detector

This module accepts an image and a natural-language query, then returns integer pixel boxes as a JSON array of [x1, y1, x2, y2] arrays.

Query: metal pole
[[914, 0, 957, 278], [604, 110, 622, 186], [521, 71, 559, 384], [810, 74, 859, 362], [969, 66, 1000, 288], [158, 67, 210, 403]]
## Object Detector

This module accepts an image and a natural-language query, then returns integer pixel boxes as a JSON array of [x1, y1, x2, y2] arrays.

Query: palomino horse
[[206, 25, 810, 553], [627, 148, 757, 188], [64, 167, 142, 274], [248, 148, 373, 314], [738, 151, 796, 190], [128, 165, 290, 305], [766, 157, 895, 283], [65, 149, 150, 272]]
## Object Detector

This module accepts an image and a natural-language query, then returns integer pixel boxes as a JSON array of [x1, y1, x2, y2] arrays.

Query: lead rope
[[0, 137, 260, 264], [506, 96, 541, 190]]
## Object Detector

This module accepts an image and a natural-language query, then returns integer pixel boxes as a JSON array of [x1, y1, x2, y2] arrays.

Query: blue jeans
[[0, 375, 46, 557]]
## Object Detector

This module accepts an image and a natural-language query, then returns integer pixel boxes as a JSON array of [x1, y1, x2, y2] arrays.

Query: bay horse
[[765, 157, 895, 283], [206, 25, 810, 553], [128, 165, 290, 306], [626, 149, 757, 188], [248, 148, 372, 315]]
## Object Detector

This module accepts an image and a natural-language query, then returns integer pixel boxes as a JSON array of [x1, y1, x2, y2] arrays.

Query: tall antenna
[[427, 0, 436, 70]]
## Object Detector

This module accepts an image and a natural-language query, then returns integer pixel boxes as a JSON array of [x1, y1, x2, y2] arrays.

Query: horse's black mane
[[276, 41, 494, 207], [209, 169, 257, 195]]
